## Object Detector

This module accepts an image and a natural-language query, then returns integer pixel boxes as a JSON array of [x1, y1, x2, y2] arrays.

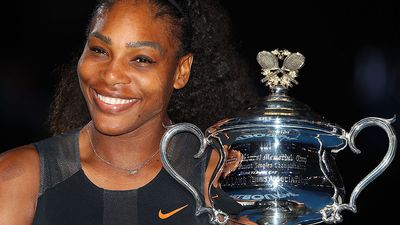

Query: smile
[[92, 90, 140, 114], [97, 93, 137, 105]]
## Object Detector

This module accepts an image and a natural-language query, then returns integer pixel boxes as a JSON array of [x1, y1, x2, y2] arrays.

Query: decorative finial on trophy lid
[[257, 49, 305, 94]]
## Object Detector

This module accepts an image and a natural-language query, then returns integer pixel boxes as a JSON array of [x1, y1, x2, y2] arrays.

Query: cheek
[[139, 76, 164, 99], [154, 72, 175, 97], [137, 73, 174, 103], [77, 55, 98, 86]]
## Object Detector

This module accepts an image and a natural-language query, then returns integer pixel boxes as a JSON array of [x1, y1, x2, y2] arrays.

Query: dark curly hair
[[48, 0, 257, 134]]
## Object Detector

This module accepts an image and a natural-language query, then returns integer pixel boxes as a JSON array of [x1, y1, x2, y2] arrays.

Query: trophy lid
[[209, 49, 346, 138]]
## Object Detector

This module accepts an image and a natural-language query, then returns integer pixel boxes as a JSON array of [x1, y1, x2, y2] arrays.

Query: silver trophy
[[160, 49, 397, 225]]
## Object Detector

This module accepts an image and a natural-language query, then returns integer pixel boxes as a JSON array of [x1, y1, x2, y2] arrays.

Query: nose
[[102, 58, 131, 86]]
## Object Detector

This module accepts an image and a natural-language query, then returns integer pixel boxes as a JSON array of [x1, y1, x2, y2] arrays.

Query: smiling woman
[[0, 0, 254, 225]]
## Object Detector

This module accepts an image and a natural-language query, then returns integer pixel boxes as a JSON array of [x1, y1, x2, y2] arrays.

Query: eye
[[89, 46, 108, 56], [132, 55, 155, 64]]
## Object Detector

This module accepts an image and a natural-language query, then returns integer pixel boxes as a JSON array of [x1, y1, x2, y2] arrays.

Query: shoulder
[[0, 144, 40, 184], [0, 145, 40, 224]]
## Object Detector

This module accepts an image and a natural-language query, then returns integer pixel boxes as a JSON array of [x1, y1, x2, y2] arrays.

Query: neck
[[86, 117, 170, 169]]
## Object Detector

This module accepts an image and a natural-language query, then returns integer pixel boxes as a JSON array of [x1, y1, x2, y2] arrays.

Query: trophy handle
[[160, 123, 229, 225], [321, 116, 397, 223]]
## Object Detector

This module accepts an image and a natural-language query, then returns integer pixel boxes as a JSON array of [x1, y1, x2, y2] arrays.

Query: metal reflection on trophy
[[160, 49, 397, 225]]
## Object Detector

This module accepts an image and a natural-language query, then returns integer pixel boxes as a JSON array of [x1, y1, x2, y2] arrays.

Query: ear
[[173, 53, 193, 89]]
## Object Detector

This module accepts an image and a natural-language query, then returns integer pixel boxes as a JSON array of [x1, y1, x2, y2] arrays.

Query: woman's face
[[78, 2, 192, 135]]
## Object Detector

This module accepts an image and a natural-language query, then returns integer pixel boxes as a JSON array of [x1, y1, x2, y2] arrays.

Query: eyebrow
[[126, 41, 164, 55], [89, 32, 164, 55], [90, 32, 111, 45]]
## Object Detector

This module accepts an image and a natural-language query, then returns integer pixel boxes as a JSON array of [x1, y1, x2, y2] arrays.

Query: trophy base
[[225, 187, 334, 225]]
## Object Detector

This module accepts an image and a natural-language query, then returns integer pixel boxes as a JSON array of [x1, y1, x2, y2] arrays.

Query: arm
[[0, 145, 40, 225]]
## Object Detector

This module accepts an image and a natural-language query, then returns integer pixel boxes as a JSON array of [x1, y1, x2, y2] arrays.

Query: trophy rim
[[207, 116, 346, 137]]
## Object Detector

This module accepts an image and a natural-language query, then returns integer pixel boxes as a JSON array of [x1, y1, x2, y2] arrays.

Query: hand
[[221, 149, 243, 178], [226, 216, 258, 225]]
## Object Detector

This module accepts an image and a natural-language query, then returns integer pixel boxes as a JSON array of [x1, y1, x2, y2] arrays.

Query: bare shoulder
[[0, 144, 40, 183], [0, 145, 40, 225]]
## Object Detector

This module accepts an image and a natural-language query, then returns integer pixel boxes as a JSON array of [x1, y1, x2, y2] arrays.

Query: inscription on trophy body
[[217, 128, 345, 224]]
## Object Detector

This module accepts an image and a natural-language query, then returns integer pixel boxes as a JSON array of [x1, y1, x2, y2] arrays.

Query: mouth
[[97, 93, 137, 105], [92, 89, 140, 113]]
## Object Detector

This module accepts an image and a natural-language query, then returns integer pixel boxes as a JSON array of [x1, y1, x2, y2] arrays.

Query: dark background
[[1, 1, 399, 224]]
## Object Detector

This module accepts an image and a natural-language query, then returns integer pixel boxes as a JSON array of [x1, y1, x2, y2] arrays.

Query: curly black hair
[[48, 0, 257, 134]]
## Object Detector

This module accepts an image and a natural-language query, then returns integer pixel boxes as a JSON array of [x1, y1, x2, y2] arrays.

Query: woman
[[0, 0, 255, 224]]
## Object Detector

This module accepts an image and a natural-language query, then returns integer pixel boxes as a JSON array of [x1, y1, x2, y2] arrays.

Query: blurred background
[[0, 1, 399, 224]]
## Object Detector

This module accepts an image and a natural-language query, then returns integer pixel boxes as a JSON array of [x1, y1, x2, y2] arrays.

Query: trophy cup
[[160, 49, 397, 225]]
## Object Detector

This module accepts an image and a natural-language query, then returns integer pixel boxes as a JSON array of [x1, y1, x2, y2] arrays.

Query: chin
[[91, 118, 134, 136]]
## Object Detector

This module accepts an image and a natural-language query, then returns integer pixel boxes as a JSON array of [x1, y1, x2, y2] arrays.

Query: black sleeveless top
[[32, 130, 211, 225]]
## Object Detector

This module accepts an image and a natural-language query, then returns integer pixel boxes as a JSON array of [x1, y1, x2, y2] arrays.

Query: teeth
[[97, 93, 136, 105]]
